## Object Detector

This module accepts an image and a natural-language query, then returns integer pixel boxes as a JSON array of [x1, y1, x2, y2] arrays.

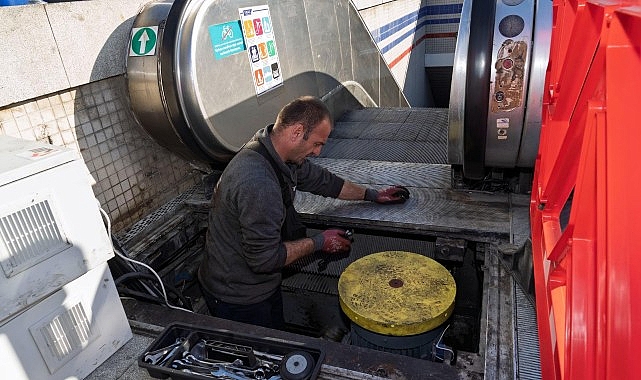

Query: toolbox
[[138, 322, 324, 380]]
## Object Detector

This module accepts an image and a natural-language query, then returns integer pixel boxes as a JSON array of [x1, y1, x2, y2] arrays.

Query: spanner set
[[138, 323, 323, 380]]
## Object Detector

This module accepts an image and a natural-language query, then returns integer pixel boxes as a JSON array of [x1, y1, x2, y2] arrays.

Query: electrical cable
[[434, 324, 455, 362], [111, 236, 164, 298], [98, 206, 193, 313], [115, 271, 191, 307]]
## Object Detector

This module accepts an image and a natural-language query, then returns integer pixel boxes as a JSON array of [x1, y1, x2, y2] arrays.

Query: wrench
[[143, 338, 185, 365], [183, 353, 241, 367], [212, 364, 267, 380], [211, 366, 249, 380]]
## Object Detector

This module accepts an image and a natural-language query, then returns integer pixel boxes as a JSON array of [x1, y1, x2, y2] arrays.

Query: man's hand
[[365, 185, 410, 204], [311, 229, 351, 254]]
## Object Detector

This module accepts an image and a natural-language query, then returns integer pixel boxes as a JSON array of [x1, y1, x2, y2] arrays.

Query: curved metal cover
[[170, 0, 272, 160], [127, 0, 407, 164], [447, 0, 473, 166], [448, 0, 551, 175], [518, 0, 552, 167], [484, 0, 535, 168], [127, 0, 287, 163]]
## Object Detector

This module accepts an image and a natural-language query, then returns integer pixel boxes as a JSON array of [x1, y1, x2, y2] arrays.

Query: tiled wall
[[0, 76, 203, 233], [424, 0, 462, 55]]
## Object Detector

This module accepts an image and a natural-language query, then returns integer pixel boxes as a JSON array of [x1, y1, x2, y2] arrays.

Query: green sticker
[[130, 27, 158, 56]]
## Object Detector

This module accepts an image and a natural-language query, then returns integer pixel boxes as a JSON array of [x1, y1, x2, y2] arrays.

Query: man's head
[[272, 96, 333, 164]]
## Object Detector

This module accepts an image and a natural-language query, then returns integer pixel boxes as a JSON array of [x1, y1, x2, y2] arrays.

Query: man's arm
[[283, 238, 316, 265], [338, 180, 411, 204], [283, 230, 352, 265], [336, 180, 367, 200]]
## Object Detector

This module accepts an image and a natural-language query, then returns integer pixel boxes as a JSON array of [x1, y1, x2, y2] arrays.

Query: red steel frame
[[531, 1, 641, 379]]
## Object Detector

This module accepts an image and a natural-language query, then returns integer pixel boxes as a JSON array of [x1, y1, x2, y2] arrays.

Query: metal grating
[[323, 108, 450, 165], [0, 199, 70, 278], [296, 187, 512, 241], [330, 122, 370, 139], [308, 158, 452, 189], [284, 231, 436, 295], [337, 108, 382, 122], [514, 281, 542, 379], [318, 139, 447, 164], [116, 185, 198, 245], [373, 108, 410, 123]]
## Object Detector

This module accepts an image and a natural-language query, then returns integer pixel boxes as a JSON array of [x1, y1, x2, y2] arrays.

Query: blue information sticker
[[209, 21, 246, 60]]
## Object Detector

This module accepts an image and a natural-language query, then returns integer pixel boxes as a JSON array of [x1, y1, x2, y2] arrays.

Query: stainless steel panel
[[173, 0, 296, 160], [127, 1, 204, 161], [517, 0, 552, 167], [379, 56, 405, 107], [484, 0, 535, 167], [448, 0, 473, 165], [127, 0, 406, 163], [306, 0, 352, 95], [349, 6, 382, 106]]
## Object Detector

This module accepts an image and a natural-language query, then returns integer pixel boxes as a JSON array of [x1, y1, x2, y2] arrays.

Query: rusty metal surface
[[338, 251, 456, 335]]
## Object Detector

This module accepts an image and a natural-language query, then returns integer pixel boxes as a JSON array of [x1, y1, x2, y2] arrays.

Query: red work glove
[[311, 229, 351, 254], [365, 185, 410, 204]]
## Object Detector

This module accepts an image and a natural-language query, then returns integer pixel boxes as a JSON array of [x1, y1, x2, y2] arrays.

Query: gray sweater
[[199, 125, 344, 304]]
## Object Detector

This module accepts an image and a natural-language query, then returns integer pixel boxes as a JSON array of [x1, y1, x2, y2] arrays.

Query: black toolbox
[[138, 322, 324, 380]]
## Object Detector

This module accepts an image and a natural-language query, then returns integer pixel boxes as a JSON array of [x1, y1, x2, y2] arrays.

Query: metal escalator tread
[[297, 107, 513, 241], [324, 107, 449, 164], [309, 158, 451, 189], [295, 187, 511, 241], [318, 139, 446, 164]]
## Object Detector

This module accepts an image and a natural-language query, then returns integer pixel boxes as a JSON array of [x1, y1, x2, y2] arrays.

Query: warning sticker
[[239, 5, 283, 96], [209, 21, 246, 60]]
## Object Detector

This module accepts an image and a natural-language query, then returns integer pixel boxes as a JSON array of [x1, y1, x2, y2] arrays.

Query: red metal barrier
[[531, 1, 641, 379]]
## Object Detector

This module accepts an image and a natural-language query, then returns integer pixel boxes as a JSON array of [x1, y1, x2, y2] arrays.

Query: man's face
[[288, 117, 332, 165]]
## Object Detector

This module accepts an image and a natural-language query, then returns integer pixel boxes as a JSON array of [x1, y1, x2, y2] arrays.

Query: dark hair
[[274, 96, 332, 139]]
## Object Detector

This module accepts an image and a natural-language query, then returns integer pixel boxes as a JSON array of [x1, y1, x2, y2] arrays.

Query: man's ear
[[290, 123, 304, 141]]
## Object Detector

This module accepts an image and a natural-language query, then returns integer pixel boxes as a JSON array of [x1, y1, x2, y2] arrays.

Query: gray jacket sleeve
[[295, 159, 344, 198]]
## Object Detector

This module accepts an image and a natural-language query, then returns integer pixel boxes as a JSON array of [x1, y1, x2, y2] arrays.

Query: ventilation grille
[[31, 302, 99, 374], [0, 199, 70, 278]]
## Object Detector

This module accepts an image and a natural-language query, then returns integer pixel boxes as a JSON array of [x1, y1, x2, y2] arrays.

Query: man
[[198, 96, 410, 329]]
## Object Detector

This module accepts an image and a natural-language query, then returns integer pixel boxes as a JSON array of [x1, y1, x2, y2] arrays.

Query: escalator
[[122, 0, 546, 377]]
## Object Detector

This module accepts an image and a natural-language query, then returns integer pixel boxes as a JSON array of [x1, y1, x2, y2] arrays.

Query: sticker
[[490, 39, 528, 112], [497, 119, 509, 140], [130, 26, 158, 56], [16, 147, 59, 160], [497, 118, 510, 129], [263, 65, 272, 82], [239, 5, 283, 96], [208, 21, 246, 60]]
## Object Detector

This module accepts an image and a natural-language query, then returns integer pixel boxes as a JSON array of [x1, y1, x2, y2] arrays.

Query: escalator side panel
[[484, 0, 536, 168]]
